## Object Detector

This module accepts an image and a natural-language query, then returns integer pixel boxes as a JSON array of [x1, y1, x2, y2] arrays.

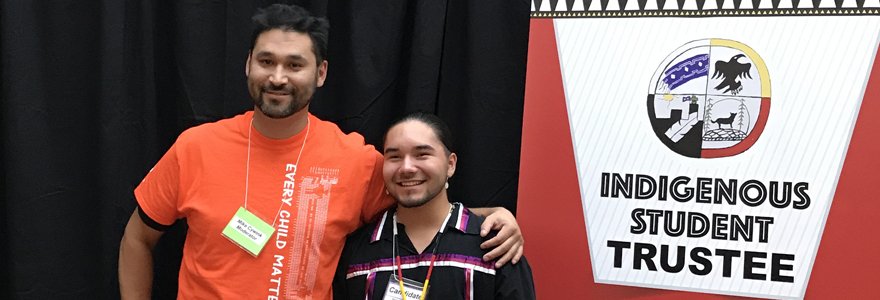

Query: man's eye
[[260, 59, 273, 66]]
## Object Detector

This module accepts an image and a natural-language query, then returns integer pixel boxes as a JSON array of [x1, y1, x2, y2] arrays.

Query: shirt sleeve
[[495, 256, 537, 300], [133, 142, 184, 227], [360, 150, 394, 224]]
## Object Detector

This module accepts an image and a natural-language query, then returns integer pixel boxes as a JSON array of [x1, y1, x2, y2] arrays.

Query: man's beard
[[395, 184, 444, 208], [253, 84, 312, 119]]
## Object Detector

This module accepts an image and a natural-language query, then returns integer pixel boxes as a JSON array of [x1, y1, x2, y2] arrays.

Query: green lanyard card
[[221, 207, 275, 257]]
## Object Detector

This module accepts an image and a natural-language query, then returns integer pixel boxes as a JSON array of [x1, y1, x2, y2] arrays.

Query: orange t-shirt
[[135, 111, 392, 299]]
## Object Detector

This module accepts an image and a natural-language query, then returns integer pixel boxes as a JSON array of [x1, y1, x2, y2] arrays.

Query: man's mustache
[[262, 84, 294, 94]]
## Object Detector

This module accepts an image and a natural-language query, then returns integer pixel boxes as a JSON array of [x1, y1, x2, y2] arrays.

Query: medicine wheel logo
[[648, 39, 770, 158]]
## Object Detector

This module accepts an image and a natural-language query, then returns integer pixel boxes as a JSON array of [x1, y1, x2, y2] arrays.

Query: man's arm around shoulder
[[469, 207, 524, 267], [119, 209, 164, 300]]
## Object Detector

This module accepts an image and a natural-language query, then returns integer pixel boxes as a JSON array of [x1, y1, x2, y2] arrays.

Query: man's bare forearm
[[119, 237, 154, 299], [119, 210, 162, 300]]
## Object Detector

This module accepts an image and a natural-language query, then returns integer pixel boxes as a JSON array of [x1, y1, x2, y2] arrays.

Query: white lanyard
[[242, 116, 310, 227]]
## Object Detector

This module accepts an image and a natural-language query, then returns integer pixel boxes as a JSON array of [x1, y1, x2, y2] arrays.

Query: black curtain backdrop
[[0, 0, 529, 298]]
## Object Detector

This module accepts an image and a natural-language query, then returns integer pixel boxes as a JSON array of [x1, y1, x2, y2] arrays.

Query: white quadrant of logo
[[554, 17, 880, 299]]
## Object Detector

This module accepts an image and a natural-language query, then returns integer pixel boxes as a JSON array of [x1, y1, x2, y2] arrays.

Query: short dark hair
[[384, 112, 455, 156], [250, 4, 329, 64]]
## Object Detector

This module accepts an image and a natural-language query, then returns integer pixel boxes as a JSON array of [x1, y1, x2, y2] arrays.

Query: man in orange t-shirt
[[118, 4, 524, 299]]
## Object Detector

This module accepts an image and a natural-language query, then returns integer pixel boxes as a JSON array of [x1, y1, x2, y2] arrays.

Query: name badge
[[221, 207, 275, 257], [384, 274, 426, 300]]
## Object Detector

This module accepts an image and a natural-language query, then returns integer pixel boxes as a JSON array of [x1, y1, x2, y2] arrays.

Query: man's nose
[[401, 156, 418, 172], [269, 66, 288, 85]]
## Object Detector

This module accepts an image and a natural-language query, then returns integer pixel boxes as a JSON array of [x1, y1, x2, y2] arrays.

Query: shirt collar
[[370, 202, 475, 244]]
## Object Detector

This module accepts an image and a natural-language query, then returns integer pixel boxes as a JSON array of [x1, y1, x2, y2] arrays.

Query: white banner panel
[[556, 17, 880, 298]]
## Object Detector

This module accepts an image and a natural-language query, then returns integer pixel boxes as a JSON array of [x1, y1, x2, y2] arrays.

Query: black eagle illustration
[[712, 54, 752, 95]]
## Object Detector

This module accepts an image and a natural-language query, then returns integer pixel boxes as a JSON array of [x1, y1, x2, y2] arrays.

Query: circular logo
[[647, 39, 770, 158]]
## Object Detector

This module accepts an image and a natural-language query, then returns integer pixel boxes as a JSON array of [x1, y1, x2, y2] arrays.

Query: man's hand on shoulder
[[470, 207, 524, 268]]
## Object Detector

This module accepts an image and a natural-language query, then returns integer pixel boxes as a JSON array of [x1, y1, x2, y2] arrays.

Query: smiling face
[[246, 29, 327, 119], [383, 120, 457, 208]]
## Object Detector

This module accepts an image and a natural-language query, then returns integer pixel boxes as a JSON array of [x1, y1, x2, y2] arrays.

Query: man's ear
[[245, 51, 252, 77], [316, 60, 328, 87], [447, 152, 457, 178]]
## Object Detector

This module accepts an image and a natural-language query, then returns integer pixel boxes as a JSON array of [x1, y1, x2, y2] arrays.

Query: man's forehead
[[252, 29, 314, 58], [386, 121, 443, 149]]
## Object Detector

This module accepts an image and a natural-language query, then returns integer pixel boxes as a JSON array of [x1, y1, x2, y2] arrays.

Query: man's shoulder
[[347, 210, 390, 243], [340, 210, 391, 267], [176, 113, 245, 145], [460, 206, 487, 236], [311, 114, 380, 158]]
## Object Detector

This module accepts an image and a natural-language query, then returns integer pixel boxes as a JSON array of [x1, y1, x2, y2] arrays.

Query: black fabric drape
[[0, 0, 529, 298]]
